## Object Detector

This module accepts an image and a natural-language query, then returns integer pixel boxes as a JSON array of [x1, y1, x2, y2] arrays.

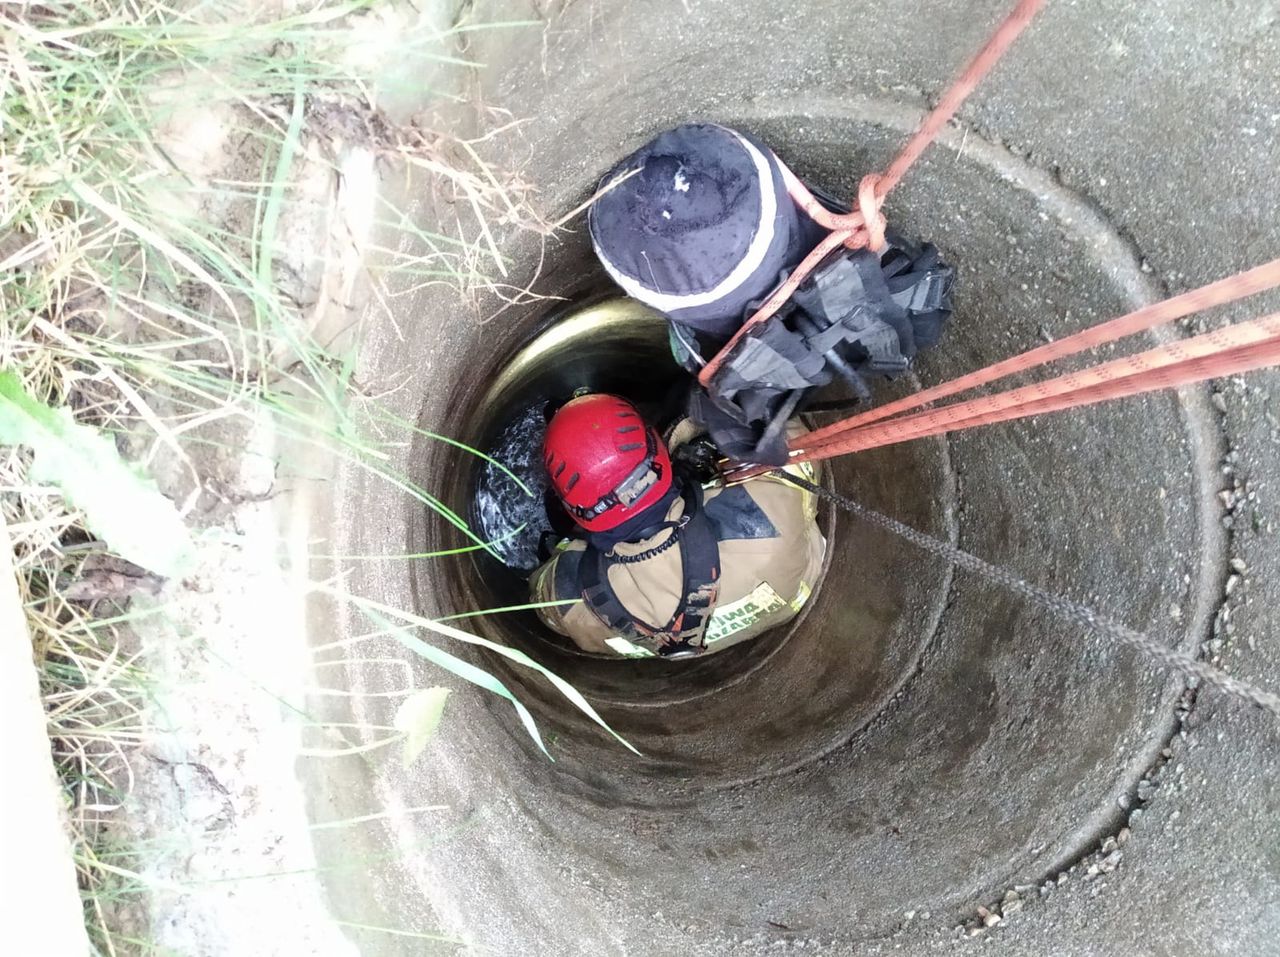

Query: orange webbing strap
[[788, 312, 1280, 464], [697, 0, 1047, 390], [798, 257, 1280, 450], [874, 0, 1046, 198]]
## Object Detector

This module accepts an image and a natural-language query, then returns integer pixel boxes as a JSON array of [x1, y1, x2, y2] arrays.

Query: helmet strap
[[564, 426, 666, 524], [584, 480, 682, 549]]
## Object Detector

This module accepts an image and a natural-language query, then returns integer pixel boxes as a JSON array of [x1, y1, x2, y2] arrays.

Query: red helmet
[[544, 394, 673, 532]]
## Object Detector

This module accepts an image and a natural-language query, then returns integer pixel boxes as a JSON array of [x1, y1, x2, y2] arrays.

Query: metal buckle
[[657, 640, 703, 660], [716, 457, 772, 486]]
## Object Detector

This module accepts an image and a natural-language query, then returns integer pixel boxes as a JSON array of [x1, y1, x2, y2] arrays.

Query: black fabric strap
[[579, 482, 721, 657], [697, 236, 955, 465]]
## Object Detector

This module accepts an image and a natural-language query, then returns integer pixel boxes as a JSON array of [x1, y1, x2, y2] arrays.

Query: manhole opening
[[371, 110, 1221, 947], [413, 261, 958, 737], [404, 116, 1201, 790], [442, 293, 835, 704]]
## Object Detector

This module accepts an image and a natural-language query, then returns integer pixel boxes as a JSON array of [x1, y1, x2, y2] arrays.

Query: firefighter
[[529, 393, 824, 658]]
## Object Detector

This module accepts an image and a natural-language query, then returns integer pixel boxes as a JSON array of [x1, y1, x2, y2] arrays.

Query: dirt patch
[[122, 494, 358, 956], [102, 7, 451, 947]]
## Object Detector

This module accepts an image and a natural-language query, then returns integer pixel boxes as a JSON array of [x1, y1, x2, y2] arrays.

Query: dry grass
[[1, 1, 556, 951]]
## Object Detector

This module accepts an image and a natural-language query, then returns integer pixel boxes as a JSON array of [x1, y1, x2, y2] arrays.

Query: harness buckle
[[717, 457, 773, 486], [657, 641, 704, 660]]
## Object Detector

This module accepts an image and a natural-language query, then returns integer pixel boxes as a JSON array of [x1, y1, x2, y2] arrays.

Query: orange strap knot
[[851, 174, 887, 251], [696, 0, 1047, 391]]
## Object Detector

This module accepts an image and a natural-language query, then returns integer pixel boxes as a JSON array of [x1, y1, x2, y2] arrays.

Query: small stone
[[1117, 827, 1131, 846], [968, 926, 985, 938], [1003, 890, 1021, 903], [1057, 873, 1069, 886], [1211, 392, 1228, 413], [1226, 574, 1240, 595], [1231, 558, 1247, 574], [904, 910, 915, 921], [983, 913, 1002, 928], [1002, 899, 1023, 917]]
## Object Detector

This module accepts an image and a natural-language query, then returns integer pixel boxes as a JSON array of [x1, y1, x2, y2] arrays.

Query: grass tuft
[[1, 1, 584, 950]]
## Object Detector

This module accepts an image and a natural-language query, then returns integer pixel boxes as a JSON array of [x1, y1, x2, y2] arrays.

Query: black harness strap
[[695, 231, 955, 465], [579, 482, 721, 657]]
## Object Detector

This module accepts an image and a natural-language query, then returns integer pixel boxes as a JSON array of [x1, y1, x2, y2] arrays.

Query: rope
[[790, 311, 1280, 464], [799, 257, 1280, 450], [698, 0, 1047, 389], [777, 472, 1280, 718]]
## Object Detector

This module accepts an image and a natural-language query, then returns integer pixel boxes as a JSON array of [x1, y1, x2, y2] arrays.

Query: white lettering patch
[[704, 581, 787, 645]]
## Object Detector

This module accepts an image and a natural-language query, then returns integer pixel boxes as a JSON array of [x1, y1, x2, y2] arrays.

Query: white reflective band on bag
[[594, 127, 779, 312]]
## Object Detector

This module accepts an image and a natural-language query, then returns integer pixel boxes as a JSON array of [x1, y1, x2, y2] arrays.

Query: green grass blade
[[337, 590, 637, 755], [393, 687, 450, 763], [436, 599, 580, 623], [0, 372, 190, 575], [363, 608, 549, 758], [373, 406, 534, 497]]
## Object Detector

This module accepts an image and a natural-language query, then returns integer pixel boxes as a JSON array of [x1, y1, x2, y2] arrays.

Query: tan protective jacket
[[529, 428, 825, 658]]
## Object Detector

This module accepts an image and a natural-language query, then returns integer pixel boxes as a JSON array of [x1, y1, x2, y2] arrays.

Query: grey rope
[[777, 472, 1280, 718]]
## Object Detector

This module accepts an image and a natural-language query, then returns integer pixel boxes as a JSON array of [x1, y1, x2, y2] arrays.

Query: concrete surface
[[296, 1, 1280, 953], [1, 517, 92, 956]]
